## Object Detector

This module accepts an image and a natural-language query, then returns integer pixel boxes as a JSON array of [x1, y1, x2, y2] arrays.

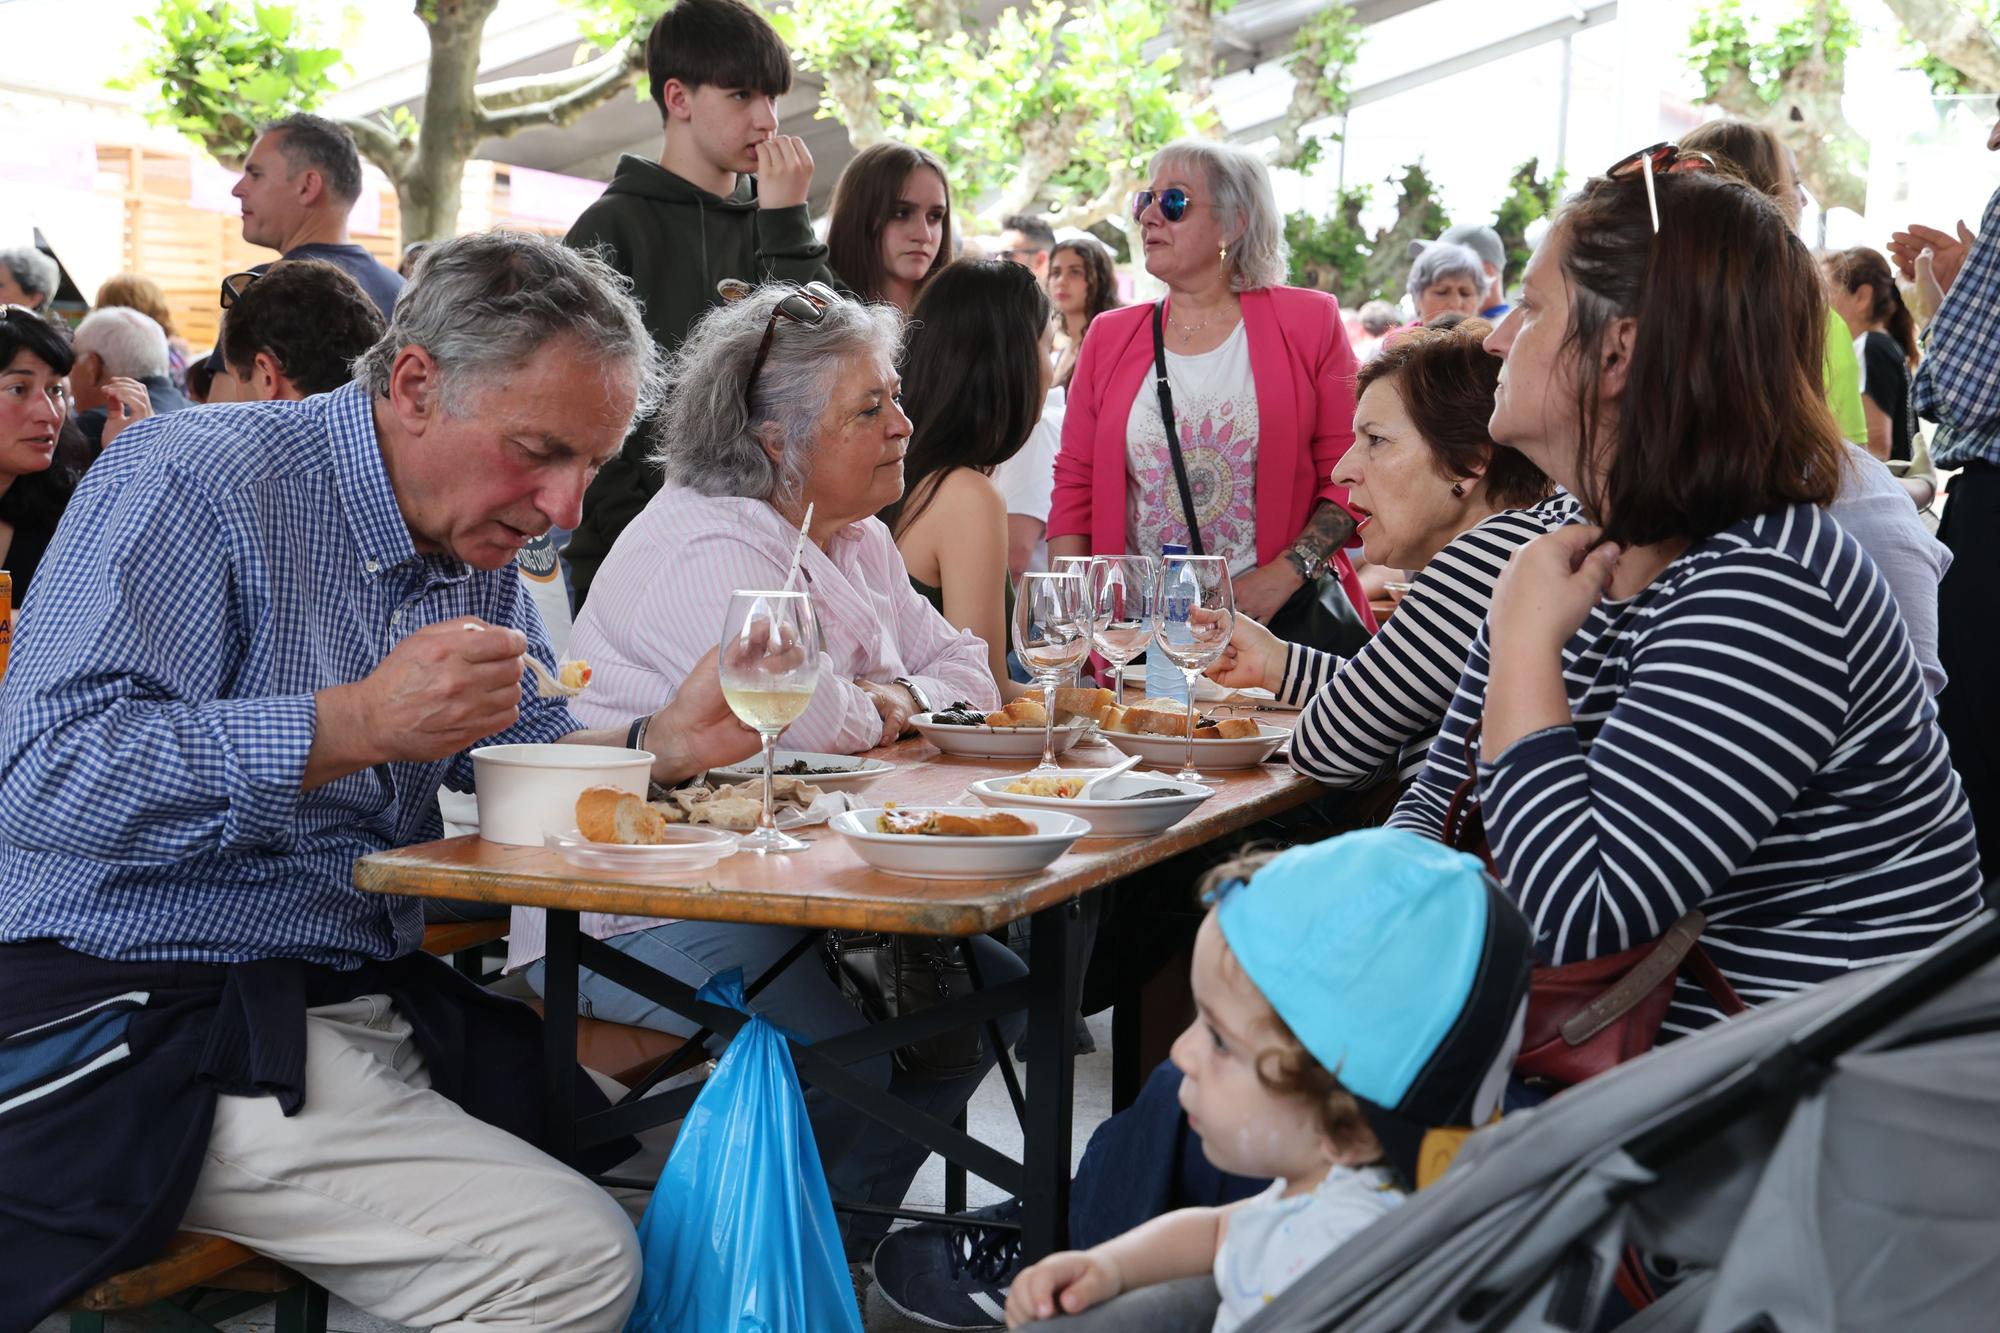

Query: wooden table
[[354, 713, 1317, 1260]]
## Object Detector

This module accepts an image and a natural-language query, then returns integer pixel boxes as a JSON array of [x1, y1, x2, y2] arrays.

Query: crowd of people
[[1, 0, 1997, 1328]]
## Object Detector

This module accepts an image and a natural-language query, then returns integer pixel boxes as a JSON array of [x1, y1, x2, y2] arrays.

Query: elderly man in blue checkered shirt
[[1890, 99, 2000, 882], [0, 233, 763, 1328]]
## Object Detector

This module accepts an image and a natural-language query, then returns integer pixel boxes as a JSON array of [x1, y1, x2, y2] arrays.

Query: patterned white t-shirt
[[1124, 322, 1261, 575], [1211, 1164, 1404, 1333]]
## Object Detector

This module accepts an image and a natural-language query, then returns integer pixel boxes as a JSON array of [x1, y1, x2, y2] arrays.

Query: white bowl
[[831, 807, 1090, 880], [911, 713, 1092, 759], [967, 772, 1214, 837], [471, 743, 653, 846], [706, 751, 894, 791], [1097, 724, 1289, 771]]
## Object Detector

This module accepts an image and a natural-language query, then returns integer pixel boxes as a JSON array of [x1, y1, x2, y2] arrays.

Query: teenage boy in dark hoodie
[[562, 0, 840, 604]]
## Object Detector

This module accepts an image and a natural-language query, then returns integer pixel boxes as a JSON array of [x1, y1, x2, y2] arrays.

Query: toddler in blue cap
[[1005, 829, 1533, 1331]]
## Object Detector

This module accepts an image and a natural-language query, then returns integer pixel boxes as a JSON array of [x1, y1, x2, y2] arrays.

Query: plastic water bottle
[[1146, 543, 1190, 706]]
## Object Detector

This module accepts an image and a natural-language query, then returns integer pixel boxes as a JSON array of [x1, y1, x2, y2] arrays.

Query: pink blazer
[[1048, 285, 1374, 628]]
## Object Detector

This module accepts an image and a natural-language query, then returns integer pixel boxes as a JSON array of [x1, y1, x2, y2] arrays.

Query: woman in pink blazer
[[1048, 138, 1373, 631]]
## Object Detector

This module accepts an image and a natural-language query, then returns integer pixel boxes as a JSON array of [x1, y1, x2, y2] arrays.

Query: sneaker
[[872, 1198, 1023, 1330]]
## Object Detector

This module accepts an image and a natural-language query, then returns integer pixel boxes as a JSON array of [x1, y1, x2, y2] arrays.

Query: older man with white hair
[[0, 230, 764, 1332], [0, 245, 59, 310], [70, 305, 194, 450]]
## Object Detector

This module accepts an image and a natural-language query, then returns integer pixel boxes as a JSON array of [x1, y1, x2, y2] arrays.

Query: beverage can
[[1144, 545, 1189, 706]]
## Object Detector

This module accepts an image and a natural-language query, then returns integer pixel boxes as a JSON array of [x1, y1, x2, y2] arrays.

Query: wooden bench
[[421, 918, 510, 980], [524, 999, 693, 1088], [62, 1232, 326, 1332]]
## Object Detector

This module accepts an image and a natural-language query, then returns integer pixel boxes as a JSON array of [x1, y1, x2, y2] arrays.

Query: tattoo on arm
[[1294, 501, 1358, 566]]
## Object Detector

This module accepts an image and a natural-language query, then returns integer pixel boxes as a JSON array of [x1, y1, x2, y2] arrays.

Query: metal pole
[[1556, 33, 1573, 178], [1337, 111, 1351, 193]]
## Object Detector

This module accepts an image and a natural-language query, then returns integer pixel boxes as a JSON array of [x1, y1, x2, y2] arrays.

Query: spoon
[[1078, 752, 1144, 801]]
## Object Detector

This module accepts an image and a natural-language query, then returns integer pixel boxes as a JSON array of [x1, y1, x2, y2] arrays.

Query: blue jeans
[[526, 921, 1027, 1250]]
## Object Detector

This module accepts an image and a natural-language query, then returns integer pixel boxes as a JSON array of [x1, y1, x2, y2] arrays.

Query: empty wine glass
[[1086, 555, 1159, 695], [1154, 556, 1234, 782], [1012, 570, 1091, 773], [1051, 555, 1100, 689], [718, 589, 821, 853]]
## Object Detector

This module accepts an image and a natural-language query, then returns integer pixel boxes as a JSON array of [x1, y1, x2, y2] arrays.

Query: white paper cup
[[471, 743, 653, 845]]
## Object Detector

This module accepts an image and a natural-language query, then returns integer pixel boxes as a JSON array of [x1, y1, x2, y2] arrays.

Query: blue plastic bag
[[623, 969, 865, 1333]]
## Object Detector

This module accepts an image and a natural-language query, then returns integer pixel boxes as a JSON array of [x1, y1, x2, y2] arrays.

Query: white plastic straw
[[782, 502, 814, 592]]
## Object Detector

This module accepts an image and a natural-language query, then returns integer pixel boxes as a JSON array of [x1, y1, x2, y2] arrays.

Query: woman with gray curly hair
[[566, 280, 997, 752], [1048, 138, 1374, 644], [1405, 240, 1486, 324], [532, 286, 1021, 1264]]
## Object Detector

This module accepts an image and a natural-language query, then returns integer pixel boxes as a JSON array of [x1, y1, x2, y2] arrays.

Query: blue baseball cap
[[1215, 828, 1532, 1139]]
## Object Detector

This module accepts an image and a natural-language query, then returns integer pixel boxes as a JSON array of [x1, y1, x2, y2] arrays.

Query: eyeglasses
[[1132, 188, 1195, 223], [744, 281, 840, 409], [220, 270, 262, 308], [1605, 142, 1716, 234]]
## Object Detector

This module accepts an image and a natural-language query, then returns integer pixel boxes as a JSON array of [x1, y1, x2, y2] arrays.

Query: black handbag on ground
[[823, 931, 984, 1080], [1148, 303, 1371, 659]]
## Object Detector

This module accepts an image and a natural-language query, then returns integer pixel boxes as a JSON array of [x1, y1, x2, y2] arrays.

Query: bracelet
[[894, 676, 933, 715], [626, 714, 651, 753]]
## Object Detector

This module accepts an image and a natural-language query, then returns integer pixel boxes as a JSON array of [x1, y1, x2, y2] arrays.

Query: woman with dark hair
[[826, 141, 951, 311], [1391, 159, 1982, 1037], [886, 259, 1053, 695], [1048, 236, 1120, 390], [0, 306, 88, 608], [1824, 246, 1919, 463], [1209, 316, 1556, 789]]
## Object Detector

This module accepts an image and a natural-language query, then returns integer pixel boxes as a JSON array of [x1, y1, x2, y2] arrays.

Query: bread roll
[[1118, 698, 1196, 736], [576, 785, 667, 845], [985, 697, 1048, 728], [1207, 717, 1261, 739], [1052, 686, 1115, 723]]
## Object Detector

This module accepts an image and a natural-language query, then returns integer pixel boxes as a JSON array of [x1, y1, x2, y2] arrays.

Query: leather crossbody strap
[[1559, 911, 1730, 1045], [1151, 301, 1206, 557]]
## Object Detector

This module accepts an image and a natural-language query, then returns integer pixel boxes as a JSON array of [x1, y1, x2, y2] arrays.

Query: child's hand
[[1005, 1250, 1122, 1327]]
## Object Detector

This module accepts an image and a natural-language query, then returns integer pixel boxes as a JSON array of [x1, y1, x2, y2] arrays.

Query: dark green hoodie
[[562, 155, 840, 605]]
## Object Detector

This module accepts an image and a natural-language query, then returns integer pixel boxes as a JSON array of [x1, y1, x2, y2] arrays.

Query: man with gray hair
[[70, 305, 192, 451], [0, 230, 762, 1331], [0, 245, 59, 310]]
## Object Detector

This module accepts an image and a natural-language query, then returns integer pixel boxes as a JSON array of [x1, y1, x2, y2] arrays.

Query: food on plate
[[576, 785, 667, 845], [1100, 698, 1260, 740], [558, 659, 592, 690], [650, 777, 825, 832], [876, 808, 1036, 837], [1119, 787, 1188, 801], [773, 758, 858, 776], [984, 697, 1047, 728], [1002, 775, 1089, 798], [929, 702, 990, 727], [1052, 686, 1116, 723]]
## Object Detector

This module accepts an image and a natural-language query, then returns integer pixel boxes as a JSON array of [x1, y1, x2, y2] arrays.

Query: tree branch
[[339, 114, 413, 181], [1883, 0, 2000, 91], [474, 38, 646, 137]]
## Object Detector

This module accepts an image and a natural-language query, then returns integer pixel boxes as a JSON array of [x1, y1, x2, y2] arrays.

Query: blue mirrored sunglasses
[[1132, 188, 1194, 223]]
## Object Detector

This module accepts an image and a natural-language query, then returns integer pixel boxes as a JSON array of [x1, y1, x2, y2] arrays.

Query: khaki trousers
[[181, 995, 640, 1331]]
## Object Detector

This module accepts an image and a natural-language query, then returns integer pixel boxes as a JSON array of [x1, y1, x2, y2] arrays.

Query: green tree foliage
[[1285, 161, 1448, 309], [1492, 158, 1565, 287], [111, 0, 347, 165], [1274, 3, 1363, 171]]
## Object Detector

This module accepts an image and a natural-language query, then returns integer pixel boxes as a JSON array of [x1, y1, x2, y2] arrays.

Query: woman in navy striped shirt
[[1392, 160, 1983, 1035]]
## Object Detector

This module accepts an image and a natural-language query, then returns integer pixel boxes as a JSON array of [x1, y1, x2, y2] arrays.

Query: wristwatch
[[894, 676, 933, 716]]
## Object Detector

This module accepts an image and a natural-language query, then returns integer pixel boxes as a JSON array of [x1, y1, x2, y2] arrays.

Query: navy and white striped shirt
[[0, 382, 574, 968], [1281, 497, 1574, 789], [1914, 183, 2000, 469], [1391, 503, 1983, 1035]]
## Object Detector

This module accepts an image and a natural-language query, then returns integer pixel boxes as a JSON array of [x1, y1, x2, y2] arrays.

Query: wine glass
[[1012, 570, 1091, 773], [1087, 555, 1159, 697], [718, 589, 821, 853], [1154, 556, 1235, 783], [1050, 555, 1100, 689]]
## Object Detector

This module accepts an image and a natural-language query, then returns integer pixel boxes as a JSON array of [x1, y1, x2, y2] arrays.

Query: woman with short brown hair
[[1392, 161, 1981, 1036]]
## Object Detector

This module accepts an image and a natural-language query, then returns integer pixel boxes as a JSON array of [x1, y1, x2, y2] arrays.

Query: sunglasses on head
[[1132, 188, 1195, 223], [744, 281, 841, 409], [1605, 142, 1716, 233], [220, 270, 263, 309]]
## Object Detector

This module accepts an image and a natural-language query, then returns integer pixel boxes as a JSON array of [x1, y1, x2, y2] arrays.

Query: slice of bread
[[1206, 717, 1261, 739], [1052, 686, 1116, 723], [576, 785, 667, 845], [1118, 697, 1197, 736], [985, 697, 1048, 728]]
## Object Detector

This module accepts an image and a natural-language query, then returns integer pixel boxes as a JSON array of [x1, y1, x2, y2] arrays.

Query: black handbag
[[823, 931, 985, 1080], [1148, 303, 1371, 659]]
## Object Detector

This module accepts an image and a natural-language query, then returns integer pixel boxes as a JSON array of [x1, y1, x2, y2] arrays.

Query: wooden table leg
[[543, 909, 580, 1164], [1020, 900, 1077, 1262]]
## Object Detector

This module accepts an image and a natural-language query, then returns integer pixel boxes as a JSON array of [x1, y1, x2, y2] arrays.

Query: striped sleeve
[[1283, 509, 1550, 790], [1478, 547, 1853, 963]]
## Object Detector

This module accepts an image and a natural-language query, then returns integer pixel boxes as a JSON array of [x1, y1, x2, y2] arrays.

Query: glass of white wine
[[1154, 555, 1235, 783], [718, 589, 821, 854], [1012, 570, 1092, 773], [1086, 555, 1158, 697]]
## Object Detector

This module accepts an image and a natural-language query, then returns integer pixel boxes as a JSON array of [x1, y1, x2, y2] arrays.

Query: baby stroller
[[1239, 909, 2000, 1332]]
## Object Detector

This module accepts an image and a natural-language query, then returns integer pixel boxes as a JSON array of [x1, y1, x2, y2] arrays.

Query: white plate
[[831, 807, 1089, 880], [1117, 665, 1277, 706], [911, 713, 1092, 759], [542, 825, 740, 872], [705, 752, 894, 791], [1098, 723, 1289, 770], [967, 772, 1214, 837]]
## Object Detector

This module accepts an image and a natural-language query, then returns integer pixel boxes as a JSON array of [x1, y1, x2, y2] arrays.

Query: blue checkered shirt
[[1915, 183, 2000, 468], [0, 381, 575, 967]]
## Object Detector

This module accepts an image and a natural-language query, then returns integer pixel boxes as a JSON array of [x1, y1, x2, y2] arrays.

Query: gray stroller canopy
[[1240, 910, 2000, 1333]]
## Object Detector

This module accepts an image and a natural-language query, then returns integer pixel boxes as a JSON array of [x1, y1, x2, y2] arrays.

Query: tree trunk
[[1883, 0, 2000, 91], [1166, 0, 1215, 103], [396, 0, 501, 243]]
